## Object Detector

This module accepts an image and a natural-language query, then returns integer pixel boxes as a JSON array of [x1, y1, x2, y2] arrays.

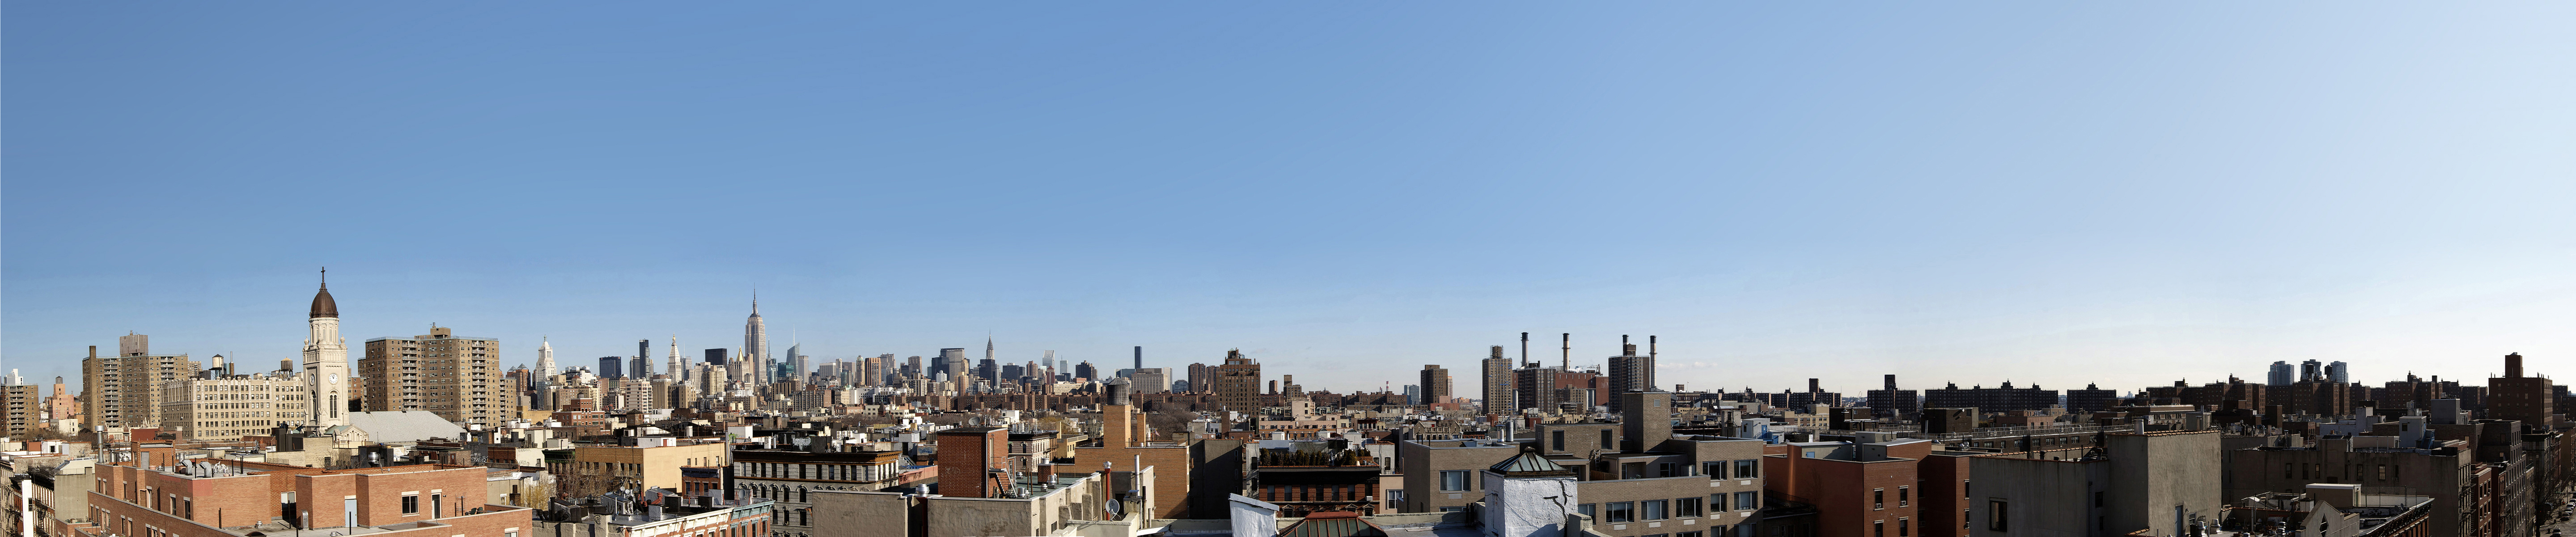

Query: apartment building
[[1968, 430, 2222, 537], [732, 447, 911, 537], [157, 371, 309, 440], [81, 335, 203, 433], [547, 441, 731, 497], [75, 456, 530, 537], [1214, 351, 1262, 413], [1, 371, 38, 438], [361, 325, 506, 427]]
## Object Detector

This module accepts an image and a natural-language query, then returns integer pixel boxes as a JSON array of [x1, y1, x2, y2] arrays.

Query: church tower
[[303, 269, 350, 427], [535, 337, 557, 376]]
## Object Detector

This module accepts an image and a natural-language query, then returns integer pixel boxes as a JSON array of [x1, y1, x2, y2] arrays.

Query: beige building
[[361, 325, 506, 426], [157, 371, 309, 440], [80, 334, 203, 433], [2, 370, 38, 438], [549, 442, 731, 497]]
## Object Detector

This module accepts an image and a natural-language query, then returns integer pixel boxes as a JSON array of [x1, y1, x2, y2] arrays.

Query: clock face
[[330, 374, 339, 383]]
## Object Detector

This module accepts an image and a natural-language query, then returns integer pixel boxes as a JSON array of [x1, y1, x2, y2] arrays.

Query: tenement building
[[1922, 381, 2058, 412]]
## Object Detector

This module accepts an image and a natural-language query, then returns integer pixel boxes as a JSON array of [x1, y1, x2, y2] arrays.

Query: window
[[1643, 499, 1668, 520], [1554, 430, 1566, 451], [1703, 461, 1724, 477], [1873, 521, 1884, 537], [1606, 502, 1635, 523], [2093, 491, 2103, 507], [1578, 504, 1596, 517], [1440, 507, 1466, 513], [1678, 533, 1702, 537], [1734, 460, 1759, 478], [1987, 500, 2008, 531], [1660, 463, 1681, 477], [1441, 471, 1470, 491], [1873, 488, 1884, 510], [1602, 430, 1614, 448], [1898, 486, 1909, 507], [1733, 491, 1758, 510], [1898, 518, 1909, 537], [2377, 464, 2387, 481], [1801, 451, 1815, 458], [1677, 497, 1702, 517], [1388, 489, 1404, 509], [402, 494, 421, 514], [2283, 463, 2293, 479]]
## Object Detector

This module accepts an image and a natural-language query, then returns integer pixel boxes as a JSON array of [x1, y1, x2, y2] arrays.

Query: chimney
[[2504, 353, 2523, 378], [1884, 375, 1898, 391], [1560, 333, 1571, 370], [1648, 336, 1656, 361]]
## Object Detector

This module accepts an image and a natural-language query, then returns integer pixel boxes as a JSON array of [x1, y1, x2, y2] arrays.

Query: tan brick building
[[81, 335, 204, 433], [1213, 350, 1260, 414], [157, 371, 309, 440], [361, 326, 506, 427], [75, 454, 530, 537]]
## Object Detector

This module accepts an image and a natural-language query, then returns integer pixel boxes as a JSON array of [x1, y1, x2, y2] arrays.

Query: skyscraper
[[1133, 346, 1143, 375], [940, 348, 969, 380], [1187, 362, 1214, 393], [666, 335, 685, 382], [2266, 361, 2294, 387], [81, 336, 201, 432], [362, 324, 501, 426], [1479, 345, 1513, 412], [2298, 359, 2324, 383], [599, 356, 626, 379], [2325, 361, 2349, 384], [631, 339, 653, 378], [785, 342, 809, 383], [302, 272, 350, 427], [744, 294, 769, 384], [1075, 361, 1097, 381]]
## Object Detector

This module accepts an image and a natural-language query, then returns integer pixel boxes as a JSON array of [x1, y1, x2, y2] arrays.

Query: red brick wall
[[933, 429, 1005, 498]]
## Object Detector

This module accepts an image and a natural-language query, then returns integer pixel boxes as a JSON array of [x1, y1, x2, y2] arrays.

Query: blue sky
[[6, 3, 2571, 395]]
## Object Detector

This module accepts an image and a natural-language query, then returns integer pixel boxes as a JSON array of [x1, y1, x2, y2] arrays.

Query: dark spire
[[309, 267, 339, 318]]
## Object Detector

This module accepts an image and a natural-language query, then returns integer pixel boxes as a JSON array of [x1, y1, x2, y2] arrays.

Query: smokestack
[[1648, 336, 1656, 361], [1809, 379, 1820, 393], [1521, 332, 1530, 367], [1561, 333, 1570, 371], [2504, 353, 2523, 378], [1884, 375, 1898, 391]]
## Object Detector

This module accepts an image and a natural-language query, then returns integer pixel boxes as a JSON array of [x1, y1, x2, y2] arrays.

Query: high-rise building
[[0, 370, 38, 438], [2266, 361, 2294, 387], [1074, 360, 1097, 381], [940, 348, 969, 380], [1132, 346, 1144, 375], [82, 337, 204, 432], [785, 342, 808, 383], [301, 274, 350, 427], [1604, 338, 1652, 412], [2325, 361, 2349, 384], [1215, 350, 1262, 413], [2065, 383, 2121, 413], [667, 335, 686, 383], [1479, 346, 1513, 412], [1401, 384, 1422, 405], [1419, 365, 1452, 407], [2490, 353, 2554, 428], [1923, 381, 2059, 412], [705, 348, 729, 366], [632, 339, 654, 378], [744, 295, 769, 384], [2298, 359, 2324, 383], [598, 356, 626, 379], [1187, 362, 1214, 393], [903, 355, 923, 379], [1513, 366, 1560, 413], [360, 325, 503, 426]]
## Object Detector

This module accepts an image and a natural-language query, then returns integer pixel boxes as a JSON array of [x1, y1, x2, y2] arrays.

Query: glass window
[[1898, 519, 1909, 537], [1676, 497, 1702, 517], [1441, 471, 1469, 491], [1660, 463, 1681, 477], [1601, 430, 1614, 448], [1703, 461, 1724, 477], [1606, 502, 1635, 523], [1578, 504, 1596, 517], [1677, 532, 1702, 537], [1733, 491, 1758, 510], [1554, 430, 1566, 451], [1873, 521, 1884, 537], [1874, 488, 1884, 510], [1643, 499, 1668, 520], [1440, 507, 1466, 513], [1898, 486, 1908, 507], [1734, 460, 1759, 478], [401, 494, 420, 514]]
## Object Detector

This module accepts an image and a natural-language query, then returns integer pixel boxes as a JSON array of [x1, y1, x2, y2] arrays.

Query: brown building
[[1214, 350, 1261, 413], [81, 335, 204, 433], [1480, 346, 1514, 413], [1072, 385, 1203, 518], [2, 376, 38, 438], [1250, 448, 1381, 516], [933, 427, 1008, 498], [360, 326, 505, 427], [1419, 365, 1452, 405], [2489, 353, 2555, 428]]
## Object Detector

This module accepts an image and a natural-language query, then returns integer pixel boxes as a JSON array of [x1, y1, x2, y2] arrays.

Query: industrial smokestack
[[1561, 333, 1570, 371], [1521, 332, 1530, 367], [2504, 353, 2523, 378], [1648, 336, 1656, 361]]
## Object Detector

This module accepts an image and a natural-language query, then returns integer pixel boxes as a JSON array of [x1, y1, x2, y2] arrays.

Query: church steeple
[[310, 267, 339, 319]]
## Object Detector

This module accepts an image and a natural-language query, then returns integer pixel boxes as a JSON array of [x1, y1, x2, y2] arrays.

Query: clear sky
[[5, 3, 2571, 396]]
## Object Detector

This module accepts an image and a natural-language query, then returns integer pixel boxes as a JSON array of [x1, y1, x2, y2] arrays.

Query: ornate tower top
[[309, 267, 339, 318]]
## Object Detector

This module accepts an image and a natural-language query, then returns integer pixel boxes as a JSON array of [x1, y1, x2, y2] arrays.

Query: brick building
[[74, 454, 530, 537]]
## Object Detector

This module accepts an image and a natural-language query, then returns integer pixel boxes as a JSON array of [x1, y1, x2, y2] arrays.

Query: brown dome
[[310, 284, 339, 318]]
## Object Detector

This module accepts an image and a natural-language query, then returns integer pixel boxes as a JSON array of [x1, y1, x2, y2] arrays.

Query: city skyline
[[6, 3, 2572, 394]]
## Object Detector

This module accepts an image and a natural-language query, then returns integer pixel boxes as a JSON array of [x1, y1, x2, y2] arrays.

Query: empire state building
[[744, 295, 769, 384]]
